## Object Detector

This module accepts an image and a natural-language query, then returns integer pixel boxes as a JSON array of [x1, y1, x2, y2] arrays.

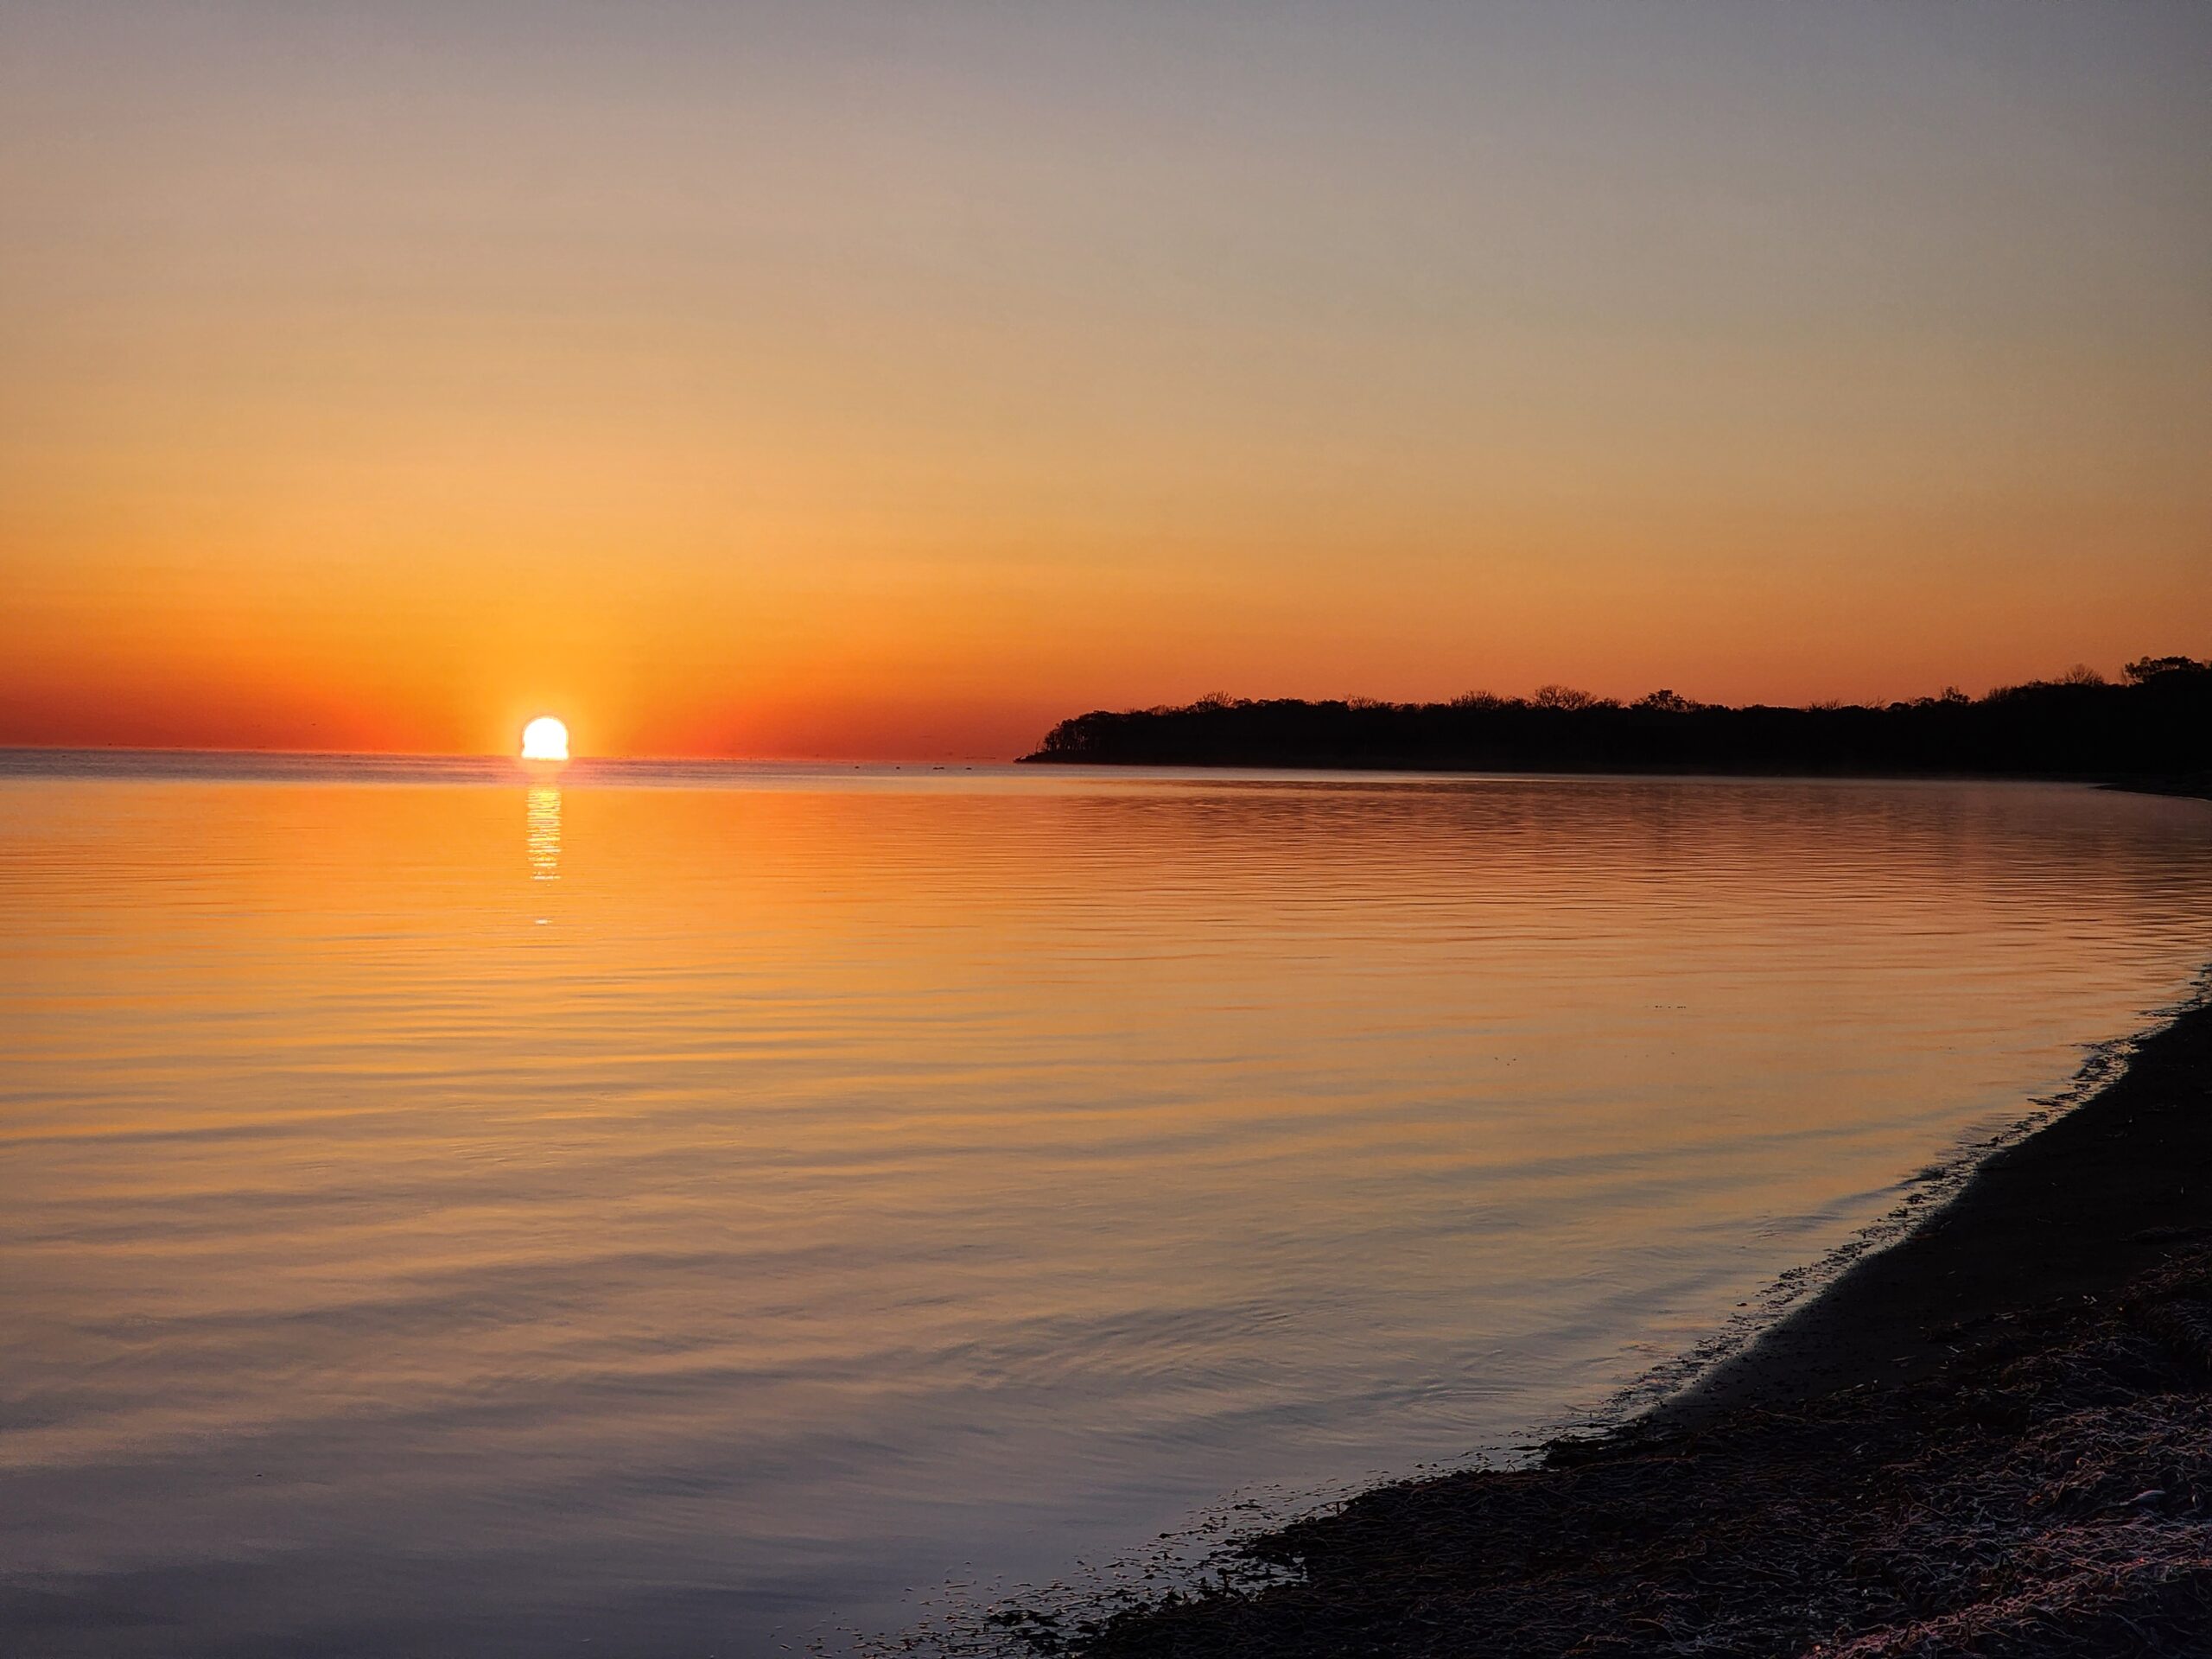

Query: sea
[[3, 753, 2209, 1656]]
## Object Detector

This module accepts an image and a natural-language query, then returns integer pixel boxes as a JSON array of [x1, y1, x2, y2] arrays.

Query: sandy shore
[[1027, 987, 2212, 1656]]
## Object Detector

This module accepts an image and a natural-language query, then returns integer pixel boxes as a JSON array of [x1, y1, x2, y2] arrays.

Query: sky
[[3, 2, 2208, 760]]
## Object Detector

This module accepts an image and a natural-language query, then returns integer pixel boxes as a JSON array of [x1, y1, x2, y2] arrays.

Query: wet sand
[[1048, 987, 2212, 1655]]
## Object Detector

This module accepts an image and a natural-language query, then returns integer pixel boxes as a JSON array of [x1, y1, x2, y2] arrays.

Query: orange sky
[[3, 3, 2208, 760]]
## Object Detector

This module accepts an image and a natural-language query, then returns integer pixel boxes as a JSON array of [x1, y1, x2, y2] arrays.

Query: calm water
[[3, 756, 2209, 1656]]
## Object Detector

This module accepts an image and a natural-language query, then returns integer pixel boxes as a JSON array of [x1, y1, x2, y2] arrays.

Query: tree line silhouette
[[1022, 656, 2211, 783]]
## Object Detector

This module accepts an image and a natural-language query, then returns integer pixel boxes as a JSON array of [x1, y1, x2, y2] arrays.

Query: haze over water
[[3, 757, 2210, 1655]]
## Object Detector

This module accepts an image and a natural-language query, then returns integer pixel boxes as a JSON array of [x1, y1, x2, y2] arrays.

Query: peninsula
[[1022, 657, 2211, 789]]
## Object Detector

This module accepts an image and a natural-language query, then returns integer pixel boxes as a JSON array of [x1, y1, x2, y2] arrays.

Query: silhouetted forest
[[1023, 656, 2212, 784]]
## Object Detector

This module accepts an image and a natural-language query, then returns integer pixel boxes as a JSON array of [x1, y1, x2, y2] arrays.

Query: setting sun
[[3, 6, 2209, 1652], [520, 716, 570, 762]]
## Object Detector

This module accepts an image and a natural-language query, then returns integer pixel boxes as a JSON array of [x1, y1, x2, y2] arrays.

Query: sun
[[520, 716, 570, 762]]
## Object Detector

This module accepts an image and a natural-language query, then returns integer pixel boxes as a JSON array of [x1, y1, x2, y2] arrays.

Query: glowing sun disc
[[520, 716, 570, 762]]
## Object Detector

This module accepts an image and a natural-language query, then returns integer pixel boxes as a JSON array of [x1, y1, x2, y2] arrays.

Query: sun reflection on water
[[526, 785, 561, 882]]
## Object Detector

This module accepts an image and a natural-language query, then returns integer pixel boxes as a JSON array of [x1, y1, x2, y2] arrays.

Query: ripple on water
[[1, 761, 2209, 1655]]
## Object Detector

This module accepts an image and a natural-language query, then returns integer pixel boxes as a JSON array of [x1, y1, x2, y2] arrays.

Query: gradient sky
[[3, 2, 2208, 759]]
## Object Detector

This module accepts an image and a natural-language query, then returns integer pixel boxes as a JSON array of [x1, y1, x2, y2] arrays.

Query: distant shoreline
[[1020, 664, 2212, 789], [2109, 775, 2212, 804], [1031, 815, 2212, 1655], [1027, 757, 2212, 804], [1024, 753, 2212, 798]]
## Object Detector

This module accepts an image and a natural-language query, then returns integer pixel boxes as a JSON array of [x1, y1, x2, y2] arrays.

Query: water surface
[[3, 756, 2209, 1654]]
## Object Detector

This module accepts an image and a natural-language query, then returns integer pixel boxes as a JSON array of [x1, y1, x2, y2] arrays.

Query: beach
[[1056, 968, 2212, 1654]]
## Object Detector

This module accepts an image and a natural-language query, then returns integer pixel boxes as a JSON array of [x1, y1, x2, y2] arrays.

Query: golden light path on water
[[0, 758, 2209, 1656], [527, 785, 562, 884]]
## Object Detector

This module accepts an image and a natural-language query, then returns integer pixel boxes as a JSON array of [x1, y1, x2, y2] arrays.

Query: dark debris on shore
[[1067, 1249, 2212, 1657], [990, 991, 2212, 1659]]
